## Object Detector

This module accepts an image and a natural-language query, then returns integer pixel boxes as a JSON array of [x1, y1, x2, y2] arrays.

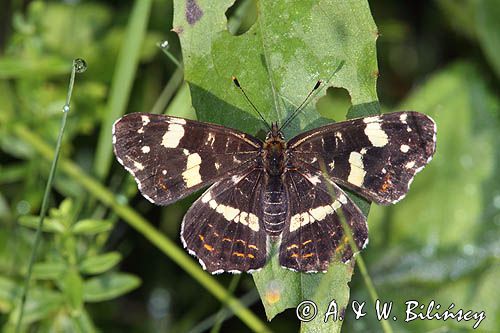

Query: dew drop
[[63, 105, 70, 113], [16, 200, 31, 215], [493, 195, 500, 209], [73, 58, 87, 73], [158, 40, 170, 50]]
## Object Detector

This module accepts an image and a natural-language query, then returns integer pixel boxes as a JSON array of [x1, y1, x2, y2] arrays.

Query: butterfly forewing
[[288, 112, 436, 205], [112, 113, 262, 205], [181, 168, 267, 273], [280, 167, 368, 272]]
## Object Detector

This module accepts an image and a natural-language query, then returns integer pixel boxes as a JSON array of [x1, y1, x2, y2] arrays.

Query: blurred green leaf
[[475, 1, 500, 78], [8, 287, 64, 326], [61, 268, 84, 313], [33, 261, 66, 280], [79, 252, 122, 275], [18, 215, 65, 233], [174, 0, 378, 329], [0, 276, 19, 312], [0, 56, 70, 79], [83, 273, 141, 303], [72, 219, 114, 235]]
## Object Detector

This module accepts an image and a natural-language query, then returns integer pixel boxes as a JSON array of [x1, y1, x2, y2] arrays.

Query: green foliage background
[[0, 0, 498, 332]]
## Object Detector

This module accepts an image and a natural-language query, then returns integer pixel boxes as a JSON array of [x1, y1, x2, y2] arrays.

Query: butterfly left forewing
[[113, 113, 262, 205], [288, 111, 436, 205]]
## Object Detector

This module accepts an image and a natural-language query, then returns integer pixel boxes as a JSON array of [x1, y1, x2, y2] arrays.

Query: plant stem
[[15, 59, 83, 333]]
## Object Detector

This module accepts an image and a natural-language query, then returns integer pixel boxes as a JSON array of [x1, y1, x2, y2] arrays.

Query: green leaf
[[0, 276, 19, 311], [18, 215, 66, 233], [475, 1, 500, 78], [173, 0, 378, 329], [60, 268, 84, 313], [79, 252, 122, 275], [33, 261, 67, 280], [72, 219, 114, 235], [83, 273, 141, 302], [8, 287, 64, 326], [174, 0, 378, 137]]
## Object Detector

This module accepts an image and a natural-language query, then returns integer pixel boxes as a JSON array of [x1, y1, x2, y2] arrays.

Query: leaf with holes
[[173, 0, 379, 329]]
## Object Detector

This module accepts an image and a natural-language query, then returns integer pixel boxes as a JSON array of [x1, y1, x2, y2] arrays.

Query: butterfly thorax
[[262, 123, 287, 176]]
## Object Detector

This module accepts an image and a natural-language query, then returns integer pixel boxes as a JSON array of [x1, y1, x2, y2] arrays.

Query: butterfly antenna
[[279, 80, 322, 131], [279, 60, 345, 132], [232, 76, 272, 131]]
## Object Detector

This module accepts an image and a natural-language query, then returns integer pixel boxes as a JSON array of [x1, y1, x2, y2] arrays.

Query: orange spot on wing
[[235, 239, 246, 245], [232, 252, 245, 257], [286, 244, 299, 250], [204, 244, 214, 251], [198, 234, 204, 241], [302, 239, 312, 246], [248, 244, 258, 250], [222, 238, 232, 242], [247, 254, 255, 259], [303, 253, 315, 258], [291, 253, 299, 258]]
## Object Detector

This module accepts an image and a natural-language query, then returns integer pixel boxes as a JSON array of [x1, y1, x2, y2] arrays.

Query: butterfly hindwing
[[288, 111, 436, 205], [279, 166, 369, 272], [113, 113, 262, 205], [181, 168, 267, 273]]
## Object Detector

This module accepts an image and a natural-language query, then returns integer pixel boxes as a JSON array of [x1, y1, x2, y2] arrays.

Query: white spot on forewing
[[206, 132, 215, 146], [405, 161, 416, 169], [329, 160, 335, 170], [138, 127, 144, 134], [400, 113, 408, 123], [134, 161, 144, 170], [215, 162, 221, 170], [360, 148, 368, 154], [347, 152, 366, 187], [141, 115, 150, 126], [169, 117, 187, 125], [400, 144, 410, 153], [141, 146, 150, 153], [364, 122, 388, 147], [161, 123, 185, 148], [363, 116, 381, 123], [183, 149, 189, 156], [162, 170, 167, 175], [182, 153, 202, 187]]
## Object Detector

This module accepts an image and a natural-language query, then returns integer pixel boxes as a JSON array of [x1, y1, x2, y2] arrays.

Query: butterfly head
[[267, 122, 285, 142]]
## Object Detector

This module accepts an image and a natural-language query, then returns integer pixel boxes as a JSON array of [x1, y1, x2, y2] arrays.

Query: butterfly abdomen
[[262, 176, 287, 236]]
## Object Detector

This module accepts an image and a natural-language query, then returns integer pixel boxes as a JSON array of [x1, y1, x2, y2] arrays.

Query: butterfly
[[112, 102, 436, 274]]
